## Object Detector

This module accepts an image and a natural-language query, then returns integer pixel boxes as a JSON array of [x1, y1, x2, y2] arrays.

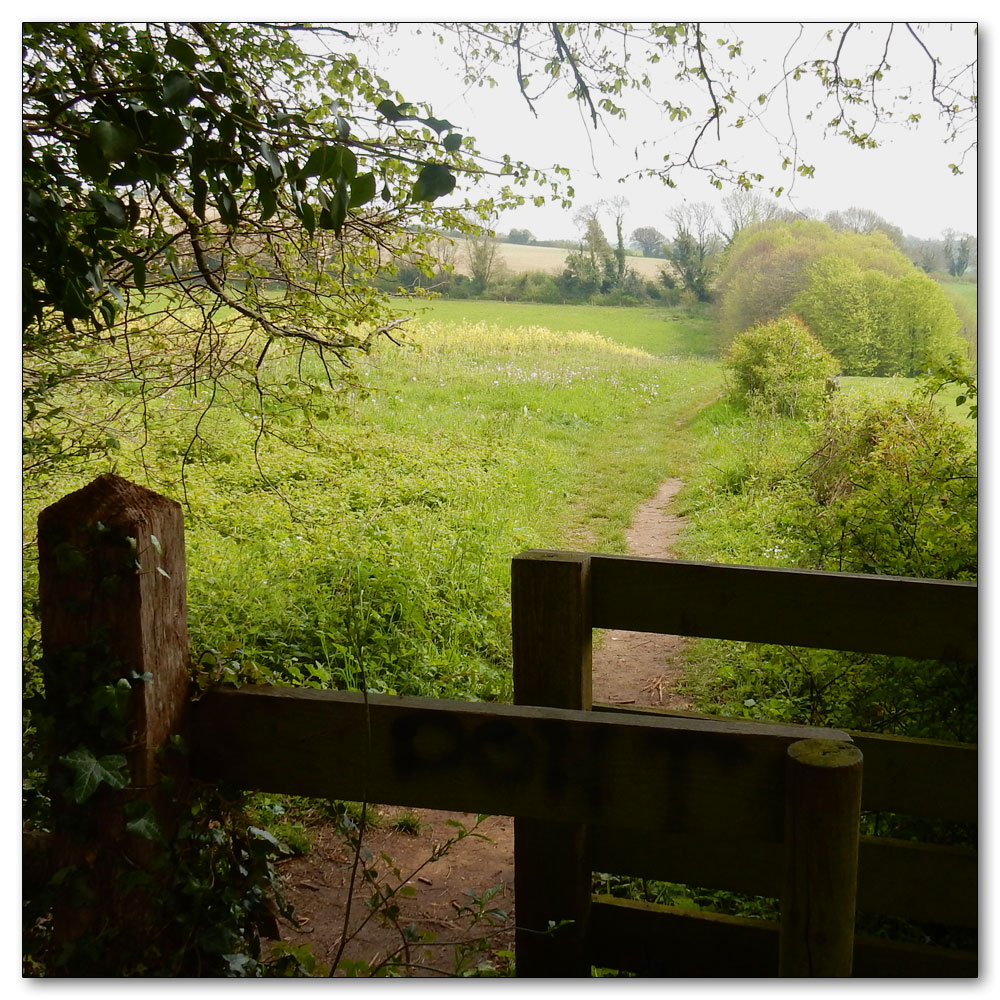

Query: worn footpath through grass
[[267, 309, 722, 975]]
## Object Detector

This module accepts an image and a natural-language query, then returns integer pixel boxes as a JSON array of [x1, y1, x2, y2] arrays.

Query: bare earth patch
[[277, 809, 515, 976], [591, 477, 694, 711], [276, 478, 691, 975]]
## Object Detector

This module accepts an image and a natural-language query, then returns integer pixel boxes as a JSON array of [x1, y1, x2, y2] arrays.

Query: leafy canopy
[[22, 22, 564, 471], [23, 21, 977, 475]]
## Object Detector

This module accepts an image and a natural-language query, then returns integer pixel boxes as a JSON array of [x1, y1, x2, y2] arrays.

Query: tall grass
[[24, 310, 722, 704], [412, 299, 719, 358]]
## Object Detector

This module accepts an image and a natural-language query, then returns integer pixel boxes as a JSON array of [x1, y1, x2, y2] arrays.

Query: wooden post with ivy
[[511, 550, 593, 977], [37, 473, 190, 974], [779, 738, 864, 977]]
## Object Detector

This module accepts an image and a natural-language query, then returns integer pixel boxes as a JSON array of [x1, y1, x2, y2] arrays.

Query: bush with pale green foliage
[[715, 221, 964, 377], [714, 220, 911, 340], [724, 315, 839, 418], [792, 256, 964, 376], [682, 386, 977, 742]]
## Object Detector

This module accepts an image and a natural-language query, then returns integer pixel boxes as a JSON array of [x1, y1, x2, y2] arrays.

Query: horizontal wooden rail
[[590, 830, 976, 929], [191, 686, 847, 840], [586, 897, 977, 978], [595, 703, 977, 822], [579, 553, 977, 661], [848, 730, 977, 821], [589, 702, 977, 928]]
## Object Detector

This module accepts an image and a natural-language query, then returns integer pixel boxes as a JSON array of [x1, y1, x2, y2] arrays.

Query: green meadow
[[413, 298, 720, 357], [23, 292, 975, 711], [23, 304, 721, 704]]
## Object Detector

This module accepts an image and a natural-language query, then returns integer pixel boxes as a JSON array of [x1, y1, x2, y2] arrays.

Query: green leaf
[[339, 147, 357, 181], [257, 175, 277, 221], [76, 139, 109, 181], [349, 172, 376, 208], [224, 159, 243, 190], [216, 185, 238, 227], [117, 247, 147, 293], [249, 825, 281, 847], [376, 98, 402, 122], [92, 121, 139, 161], [422, 116, 454, 134], [300, 201, 316, 235], [303, 145, 342, 180], [125, 801, 165, 843], [259, 140, 282, 180], [443, 133, 463, 153], [60, 748, 129, 803], [148, 113, 188, 152], [165, 36, 200, 69], [89, 192, 128, 229], [410, 163, 456, 203], [162, 69, 197, 108], [330, 184, 349, 235]]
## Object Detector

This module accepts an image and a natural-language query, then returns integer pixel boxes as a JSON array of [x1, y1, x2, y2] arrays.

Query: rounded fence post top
[[787, 738, 863, 768]]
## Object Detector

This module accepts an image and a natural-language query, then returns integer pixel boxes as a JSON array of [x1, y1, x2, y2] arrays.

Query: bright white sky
[[370, 21, 978, 244]]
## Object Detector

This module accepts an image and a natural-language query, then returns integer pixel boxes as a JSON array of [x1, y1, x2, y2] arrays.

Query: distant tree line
[[384, 198, 975, 328]]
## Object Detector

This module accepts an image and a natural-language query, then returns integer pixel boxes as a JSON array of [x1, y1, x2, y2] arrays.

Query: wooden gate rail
[[591, 704, 977, 929], [34, 479, 976, 978], [510, 550, 977, 978], [190, 687, 848, 837], [587, 552, 976, 661], [585, 897, 976, 978], [596, 704, 977, 821]]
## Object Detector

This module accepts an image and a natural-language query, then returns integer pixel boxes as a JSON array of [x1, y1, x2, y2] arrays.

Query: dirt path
[[276, 478, 692, 975], [591, 477, 694, 711]]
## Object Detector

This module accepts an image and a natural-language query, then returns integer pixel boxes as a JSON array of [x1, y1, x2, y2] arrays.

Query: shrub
[[683, 387, 977, 742], [723, 315, 839, 418], [802, 391, 977, 580], [792, 256, 964, 376], [714, 220, 912, 342]]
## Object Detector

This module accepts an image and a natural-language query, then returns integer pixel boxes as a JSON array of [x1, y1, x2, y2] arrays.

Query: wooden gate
[[33, 476, 977, 976]]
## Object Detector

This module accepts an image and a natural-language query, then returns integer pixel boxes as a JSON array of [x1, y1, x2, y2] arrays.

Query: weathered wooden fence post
[[36, 473, 189, 973], [511, 550, 593, 977], [779, 738, 863, 977]]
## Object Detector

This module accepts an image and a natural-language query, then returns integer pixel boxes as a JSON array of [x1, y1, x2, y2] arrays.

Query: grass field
[[936, 277, 978, 368], [23, 304, 722, 705], [409, 298, 718, 357], [450, 240, 666, 281]]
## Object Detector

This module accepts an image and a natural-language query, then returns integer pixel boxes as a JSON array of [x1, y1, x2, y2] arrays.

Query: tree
[[506, 227, 534, 244], [715, 219, 913, 342], [717, 190, 786, 245], [792, 254, 964, 376], [665, 202, 720, 301], [22, 22, 553, 473], [943, 230, 975, 277], [562, 204, 617, 295], [24, 22, 978, 472], [824, 206, 904, 249], [630, 226, 666, 257], [438, 22, 976, 192], [466, 229, 502, 291], [606, 196, 630, 285], [904, 236, 944, 274]]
